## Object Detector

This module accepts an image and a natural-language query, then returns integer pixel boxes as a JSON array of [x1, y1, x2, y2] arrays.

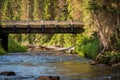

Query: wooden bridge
[[0, 20, 84, 51]]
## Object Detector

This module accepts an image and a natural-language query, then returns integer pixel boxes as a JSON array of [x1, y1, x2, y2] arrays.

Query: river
[[0, 52, 119, 80]]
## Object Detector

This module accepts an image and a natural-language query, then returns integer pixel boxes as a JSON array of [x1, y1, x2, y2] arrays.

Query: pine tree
[[67, 0, 83, 20], [33, 0, 43, 20], [1, 0, 9, 20]]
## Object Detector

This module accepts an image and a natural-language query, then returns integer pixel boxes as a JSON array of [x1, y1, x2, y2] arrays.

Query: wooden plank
[[0, 24, 84, 29], [0, 20, 84, 26]]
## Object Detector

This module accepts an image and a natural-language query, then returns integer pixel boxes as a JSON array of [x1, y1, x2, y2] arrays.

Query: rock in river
[[0, 71, 16, 76], [37, 76, 60, 80]]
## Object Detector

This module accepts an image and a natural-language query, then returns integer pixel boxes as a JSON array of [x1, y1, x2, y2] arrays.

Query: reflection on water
[[0, 53, 119, 80]]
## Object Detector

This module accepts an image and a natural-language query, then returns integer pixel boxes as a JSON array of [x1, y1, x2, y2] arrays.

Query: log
[[40, 46, 75, 53]]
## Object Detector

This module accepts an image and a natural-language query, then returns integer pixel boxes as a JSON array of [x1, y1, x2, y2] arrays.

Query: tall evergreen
[[0, 0, 3, 19], [33, 0, 43, 20], [1, 0, 9, 20], [67, 0, 83, 20]]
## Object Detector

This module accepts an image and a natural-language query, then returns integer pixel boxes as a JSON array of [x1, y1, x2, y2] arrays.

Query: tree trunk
[[93, 11, 112, 52]]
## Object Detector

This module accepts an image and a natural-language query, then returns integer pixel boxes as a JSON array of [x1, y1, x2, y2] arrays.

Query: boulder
[[37, 76, 60, 80], [0, 71, 16, 76]]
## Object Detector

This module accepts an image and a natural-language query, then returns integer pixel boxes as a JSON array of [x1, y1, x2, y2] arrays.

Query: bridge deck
[[0, 21, 84, 51], [0, 21, 84, 34]]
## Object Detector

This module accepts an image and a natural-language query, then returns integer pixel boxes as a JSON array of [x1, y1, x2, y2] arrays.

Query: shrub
[[75, 36, 100, 59]]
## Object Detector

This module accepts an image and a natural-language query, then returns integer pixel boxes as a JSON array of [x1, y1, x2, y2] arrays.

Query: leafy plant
[[75, 35, 100, 59]]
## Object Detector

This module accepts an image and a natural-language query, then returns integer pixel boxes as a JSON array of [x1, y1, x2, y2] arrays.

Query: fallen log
[[40, 46, 76, 53], [39, 46, 55, 50]]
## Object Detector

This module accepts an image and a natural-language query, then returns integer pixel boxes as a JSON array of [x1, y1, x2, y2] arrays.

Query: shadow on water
[[0, 52, 119, 80]]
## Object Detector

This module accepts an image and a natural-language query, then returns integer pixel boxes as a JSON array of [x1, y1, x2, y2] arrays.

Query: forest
[[0, 0, 120, 65]]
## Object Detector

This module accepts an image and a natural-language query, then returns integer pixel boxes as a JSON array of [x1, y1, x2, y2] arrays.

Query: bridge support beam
[[0, 33, 9, 51]]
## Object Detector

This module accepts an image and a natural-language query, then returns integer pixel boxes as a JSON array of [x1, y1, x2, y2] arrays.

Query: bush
[[75, 36, 100, 59], [8, 39, 27, 52]]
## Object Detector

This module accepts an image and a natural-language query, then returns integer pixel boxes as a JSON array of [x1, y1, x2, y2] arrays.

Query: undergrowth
[[97, 51, 120, 64], [8, 39, 27, 53]]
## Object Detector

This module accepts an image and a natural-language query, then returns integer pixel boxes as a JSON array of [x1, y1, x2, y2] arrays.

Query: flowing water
[[0, 52, 119, 80]]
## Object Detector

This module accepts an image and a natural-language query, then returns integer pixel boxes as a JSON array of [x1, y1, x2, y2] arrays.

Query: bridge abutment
[[0, 33, 9, 51]]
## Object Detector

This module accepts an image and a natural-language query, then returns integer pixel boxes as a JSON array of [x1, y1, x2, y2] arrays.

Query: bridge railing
[[0, 20, 84, 26]]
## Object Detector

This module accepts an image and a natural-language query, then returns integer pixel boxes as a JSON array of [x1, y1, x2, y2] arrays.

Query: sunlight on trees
[[0, 0, 120, 63]]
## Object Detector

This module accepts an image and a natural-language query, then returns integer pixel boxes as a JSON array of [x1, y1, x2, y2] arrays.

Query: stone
[[37, 76, 60, 80], [0, 71, 16, 76], [49, 76, 60, 80], [90, 60, 97, 65]]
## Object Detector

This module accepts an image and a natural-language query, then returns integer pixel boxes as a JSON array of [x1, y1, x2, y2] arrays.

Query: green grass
[[0, 39, 27, 55], [8, 39, 27, 53]]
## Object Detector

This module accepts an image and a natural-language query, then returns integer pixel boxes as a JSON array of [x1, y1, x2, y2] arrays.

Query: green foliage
[[88, 0, 100, 11], [8, 39, 27, 52], [0, 47, 6, 55], [48, 34, 76, 47], [97, 51, 120, 64], [48, 34, 64, 47], [75, 35, 100, 59], [63, 34, 76, 47], [58, 5, 70, 20], [38, 34, 52, 45], [111, 36, 120, 51], [0, 39, 6, 55], [81, 0, 96, 36], [113, 41, 120, 51], [0, 41, 5, 55], [33, 0, 41, 20], [88, 0, 120, 13], [67, 0, 83, 20], [2, 0, 9, 20], [0, 38, 27, 55], [43, 0, 52, 20]]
